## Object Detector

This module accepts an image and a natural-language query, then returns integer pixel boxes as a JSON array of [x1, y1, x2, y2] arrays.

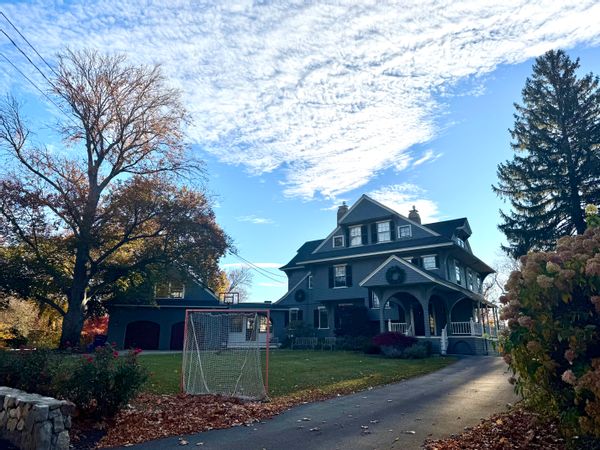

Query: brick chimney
[[337, 202, 349, 224], [408, 205, 421, 224]]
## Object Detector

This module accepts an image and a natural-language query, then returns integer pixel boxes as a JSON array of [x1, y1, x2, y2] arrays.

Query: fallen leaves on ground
[[87, 387, 353, 448], [422, 408, 566, 450]]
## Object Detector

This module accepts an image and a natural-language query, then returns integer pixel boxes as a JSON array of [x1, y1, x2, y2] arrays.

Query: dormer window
[[456, 237, 465, 248], [398, 225, 412, 239], [376, 221, 391, 242], [155, 281, 185, 299], [333, 235, 344, 248], [349, 225, 362, 246]]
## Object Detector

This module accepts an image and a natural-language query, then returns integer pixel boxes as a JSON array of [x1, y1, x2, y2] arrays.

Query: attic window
[[398, 225, 412, 239], [377, 221, 391, 242], [456, 237, 465, 248], [155, 281, 185, 299], [349, 225, 362, 246], [422, 255, 438, 270], [333, 235, 344, 248]]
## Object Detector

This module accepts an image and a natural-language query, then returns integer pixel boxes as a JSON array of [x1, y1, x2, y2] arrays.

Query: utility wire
[[0, 11, 59, 77], [0, 27, 56, 88], [0, 50, 66, 116], [229, 252, 287, 283]]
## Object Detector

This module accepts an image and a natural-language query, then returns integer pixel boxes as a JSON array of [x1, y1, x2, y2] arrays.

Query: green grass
[[140, 350, 457, 398]]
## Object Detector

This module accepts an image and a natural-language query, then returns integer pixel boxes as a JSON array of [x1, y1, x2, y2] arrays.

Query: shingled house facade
[[275, 195, 500, 355]]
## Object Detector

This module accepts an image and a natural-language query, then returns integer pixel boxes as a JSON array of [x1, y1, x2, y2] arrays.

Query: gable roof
[[338, 194, 440, 236], [360, 255, 433, 287], [280, 239, 324, 270]]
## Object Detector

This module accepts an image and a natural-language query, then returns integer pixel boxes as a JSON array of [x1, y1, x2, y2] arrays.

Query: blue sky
[[1, 1, 600, 302]]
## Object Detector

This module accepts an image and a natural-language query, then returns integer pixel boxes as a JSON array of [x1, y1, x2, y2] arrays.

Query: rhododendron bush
[[499, 223, 600, 438]]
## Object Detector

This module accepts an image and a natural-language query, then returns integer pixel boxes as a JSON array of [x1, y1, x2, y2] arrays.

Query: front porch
[[375, 289, 501, 355]]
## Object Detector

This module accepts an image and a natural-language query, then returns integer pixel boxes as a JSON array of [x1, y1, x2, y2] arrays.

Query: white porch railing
[[450, 319, 483, 336], [387, 320, 413, 336]]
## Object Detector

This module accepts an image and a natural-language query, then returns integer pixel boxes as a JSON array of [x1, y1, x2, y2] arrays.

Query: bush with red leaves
[[372, 332, 417, 349]]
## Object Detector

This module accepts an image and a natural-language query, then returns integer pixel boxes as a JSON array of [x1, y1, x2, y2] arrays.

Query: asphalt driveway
[[117, 356, 517, 450]]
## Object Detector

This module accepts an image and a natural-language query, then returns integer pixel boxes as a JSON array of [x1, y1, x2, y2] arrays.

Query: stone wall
[[0, 387, 74, 450]]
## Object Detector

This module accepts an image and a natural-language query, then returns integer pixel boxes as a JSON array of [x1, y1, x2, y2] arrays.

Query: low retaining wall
[[0, 387, 75, 450]]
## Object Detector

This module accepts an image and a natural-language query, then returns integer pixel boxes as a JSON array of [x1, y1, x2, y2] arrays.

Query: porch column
[[379, 294, 386, 333], [423, 300, 431, 337]]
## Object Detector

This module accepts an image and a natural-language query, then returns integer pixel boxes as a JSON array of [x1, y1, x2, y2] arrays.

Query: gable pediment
[[360, 256, 434, 287]]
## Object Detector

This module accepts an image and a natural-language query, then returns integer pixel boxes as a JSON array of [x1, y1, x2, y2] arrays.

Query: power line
[[0, 11, 58, 77], [0, 51, 65, 115], [0, 27, 56, 88], [229, 252, 287, 283]]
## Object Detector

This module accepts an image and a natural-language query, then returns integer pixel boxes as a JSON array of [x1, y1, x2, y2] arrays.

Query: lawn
[[140, 350, 457, 398]]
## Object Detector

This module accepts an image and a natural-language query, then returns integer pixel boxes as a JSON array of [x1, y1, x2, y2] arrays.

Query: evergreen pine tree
[[493, 50, 600, 258]]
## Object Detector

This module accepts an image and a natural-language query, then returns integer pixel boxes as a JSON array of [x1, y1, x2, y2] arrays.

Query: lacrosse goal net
[[181, 309, 270, 400]]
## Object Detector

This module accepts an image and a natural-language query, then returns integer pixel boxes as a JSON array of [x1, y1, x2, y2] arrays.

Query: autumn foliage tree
[[0, 50, 229, 347]]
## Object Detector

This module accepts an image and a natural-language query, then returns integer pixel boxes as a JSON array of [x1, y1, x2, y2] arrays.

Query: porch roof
[[359, 255, 494, 306]]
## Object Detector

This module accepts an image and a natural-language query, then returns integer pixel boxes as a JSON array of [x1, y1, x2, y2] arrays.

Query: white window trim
[[318, 306, 329, 329], [289, 308, 300, 322], [348, 225, 363, 247], [376, 220, 391, 243], [397, 224, 412, 239], [333, 235, 345, 248], [421, 254, 438, 270], [308, 275, 313, 289], [333, 263, 348, 289]]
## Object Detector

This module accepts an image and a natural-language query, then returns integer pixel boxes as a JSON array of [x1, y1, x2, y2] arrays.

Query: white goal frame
[[181, 309, 270, 399]]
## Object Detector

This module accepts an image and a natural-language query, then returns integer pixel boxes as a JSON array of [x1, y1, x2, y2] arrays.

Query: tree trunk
[[59, 301, 85, 348]]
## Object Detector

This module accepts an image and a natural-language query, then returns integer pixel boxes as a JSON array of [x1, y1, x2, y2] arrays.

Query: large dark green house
[[107, 194, 499, 354], [274, 195, 500, 355]]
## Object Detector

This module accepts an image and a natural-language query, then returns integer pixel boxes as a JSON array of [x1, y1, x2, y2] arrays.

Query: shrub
[[334, 335, 371, 351], [499, 223, 600, 439], [0, 349, 54, 394], [372, 332, 418, 358], [53, 344, 148, 417], [372, 332, 417, 349], [402, 342, 429, 359], [0, 344, 147, 418]]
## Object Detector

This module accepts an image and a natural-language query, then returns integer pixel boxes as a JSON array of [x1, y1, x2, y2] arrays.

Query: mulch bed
[[423, 407, 566, 450]]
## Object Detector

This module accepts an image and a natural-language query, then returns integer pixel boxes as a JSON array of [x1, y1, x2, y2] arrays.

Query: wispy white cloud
[[235, 215, 274, 225], [221, 262, 282, 270], [413, 149, 442, 167], [369, 184, 442, 223], [2, 1, 600, 199]]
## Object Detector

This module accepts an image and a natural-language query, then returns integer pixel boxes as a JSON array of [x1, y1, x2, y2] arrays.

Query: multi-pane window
[[349, 225, 362, 246], [333, 235, 344, 248], [289, 308, 300, 322], [398, 225, 412, 238], [230, 316, 243, 333], [318, 307, 329, 329], [155, 281, 185, 299], [422, 255, 438, 270], [456, 237, 465, 248], [467, 271, 474, 290], [377, 221, 391, 242], [455, 261, 462, 284], [334, 265, 347, 287]]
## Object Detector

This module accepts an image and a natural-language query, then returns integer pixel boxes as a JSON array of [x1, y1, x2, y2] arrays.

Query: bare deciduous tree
[[225, 267, 254, 302], [0, 50, 229, 347]]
